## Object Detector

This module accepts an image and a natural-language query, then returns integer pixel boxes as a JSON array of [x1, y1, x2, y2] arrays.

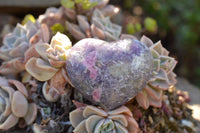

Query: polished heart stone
[[65, 38, 153, 110]]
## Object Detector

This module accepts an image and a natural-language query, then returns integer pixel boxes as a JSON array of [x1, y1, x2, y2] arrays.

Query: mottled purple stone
[[66, 38, 153, 110]]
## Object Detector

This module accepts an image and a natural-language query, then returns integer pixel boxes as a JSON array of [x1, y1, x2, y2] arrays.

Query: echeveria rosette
[[70, 105, 138, 133], [38, 7, 66, 29], [25, 32, 72, 96], [66, 9, 122, 41], [136, 36, 177, 109], [0, 21, 50, 75], [0, 77, 37, 130]]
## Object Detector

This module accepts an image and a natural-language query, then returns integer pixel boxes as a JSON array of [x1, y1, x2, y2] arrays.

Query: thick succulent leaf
[[167, 72, 177, 85], [149, 79, 169, 91], [85, 115, 103, 133], [150, 48, 160, 59], [101, 118, 115, 132], [120, 34, 137, 40], [108, 115, 128, 127], [91, 24, 105, 40], [0, 77, 9, 87], [153, 59, 160, 72], [108, 106, 132, 117], [24, 45, 40, 63], [83, 106, 107, 118], [24, 103, 37, 125], [40, 24, 50, 43], [148, 93, 162, 108], [48, 68, 67, 94], [64, 7, 76, 21], [42, 82, 60, 102], [144, 85, 162, 101], [8, 79, 28, 98], [35, 43, 50, 61], [155, 69, 168, 80], [1, 86, 15, 102], [136, 91, 149, 109], [73, 119, 88, 133], [66, 21, 86, 40], [8, 42, 29, 58], [101, 5, 119, 17], [161, 47, 169, 56], [140, 35, 154, 47], [0, 58, 25, 74], [2, 98, 11, 117], [25, 57, 58, 81], [114, 122, 129, 133], [70, 107, 85, 127], [50, 32, 72, 50], [150, 41, 163, 55], [125, 115, 138, 133], [77, 15, 90, 32], [13, 23, 26, 37], [0, 114, 19, 130], [11, 91, 28, 117], [93, 119, 105, 133]]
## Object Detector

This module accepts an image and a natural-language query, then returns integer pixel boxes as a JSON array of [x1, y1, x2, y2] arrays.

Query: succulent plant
[[66, 9, 122, 41], [70, 105, 138, 133], [0, 21, 50, 75], [135, 36, 177, 109], [0, 77, 37, 130], [38, 7, 66, 29], [62, 0, 117, 21], [25, 32, 72, 99]]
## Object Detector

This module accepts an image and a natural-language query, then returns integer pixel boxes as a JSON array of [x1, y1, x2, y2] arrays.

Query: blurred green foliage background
[[115, 0, 200, 87]]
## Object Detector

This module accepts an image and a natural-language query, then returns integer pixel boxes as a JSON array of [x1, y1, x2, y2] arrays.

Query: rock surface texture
[[66, 38, 153, 110]]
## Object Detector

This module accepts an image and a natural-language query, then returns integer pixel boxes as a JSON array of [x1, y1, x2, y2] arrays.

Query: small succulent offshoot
[[25, 32, 72, 101]]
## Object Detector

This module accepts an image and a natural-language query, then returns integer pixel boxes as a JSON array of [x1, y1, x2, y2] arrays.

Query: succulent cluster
[[25, 32, 72, 101], [0, 21, 49, 75], [136, 36, 177, 109], [0, 0, 194, 133], [0, 77, 37, 130], [66, 9, 121, 41], [70, 105, 138, 133]]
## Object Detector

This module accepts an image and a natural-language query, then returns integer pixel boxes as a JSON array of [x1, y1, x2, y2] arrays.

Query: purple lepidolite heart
[[65, 38, 153, 110]]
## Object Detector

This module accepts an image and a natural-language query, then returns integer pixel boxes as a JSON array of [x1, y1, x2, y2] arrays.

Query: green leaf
[[81, 0, 97, 10], [135, 23, 142, 32], [51, 23, 65, 34], [61, 0, 75, 9], [126, 23, 136, 34], [22, 14, 36, 25], [144, 17, 157, 32]]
